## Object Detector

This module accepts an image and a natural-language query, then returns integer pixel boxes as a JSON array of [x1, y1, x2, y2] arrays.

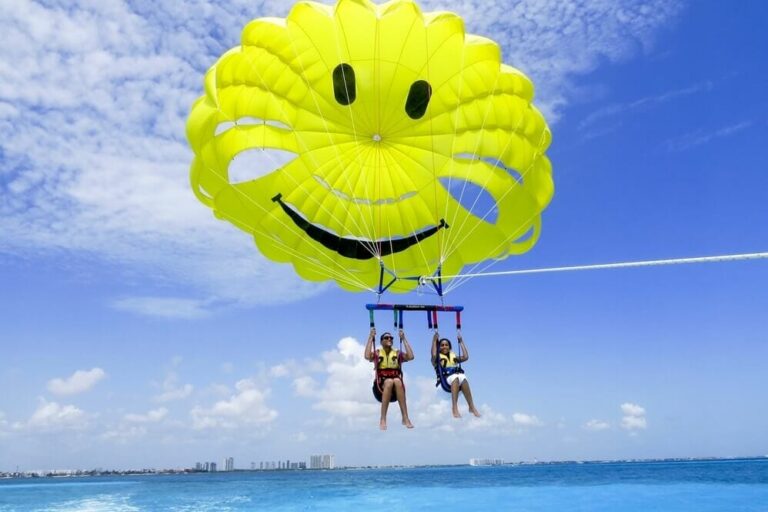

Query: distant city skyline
[[3, 455, 766, 479]]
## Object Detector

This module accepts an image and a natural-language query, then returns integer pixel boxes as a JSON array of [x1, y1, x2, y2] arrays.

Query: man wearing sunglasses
[[364, 327, 415, 430]]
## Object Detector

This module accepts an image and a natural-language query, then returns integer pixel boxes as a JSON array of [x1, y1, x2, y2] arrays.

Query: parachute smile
[[272, 193, 448, 260], [313, 175, 417, 205]]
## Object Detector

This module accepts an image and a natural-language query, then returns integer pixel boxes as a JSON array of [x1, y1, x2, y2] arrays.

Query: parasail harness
[[369, 307, 406, 403], [367, 304, 465, 399], [428, 309, 465, 393]]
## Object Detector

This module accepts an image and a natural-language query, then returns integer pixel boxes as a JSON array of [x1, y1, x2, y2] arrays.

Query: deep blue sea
[[1, 459, 767, 511]]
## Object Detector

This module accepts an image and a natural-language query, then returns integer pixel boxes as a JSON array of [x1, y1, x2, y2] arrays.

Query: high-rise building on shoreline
[[469, 458, 504, 466], [310, 454, 335, 470]]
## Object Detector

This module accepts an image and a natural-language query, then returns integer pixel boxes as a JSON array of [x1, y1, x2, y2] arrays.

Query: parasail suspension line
[[376, 260, 398, 298], [417, 265, 445, 297]]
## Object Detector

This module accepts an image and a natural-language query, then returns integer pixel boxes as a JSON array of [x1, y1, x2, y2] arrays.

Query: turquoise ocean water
[[1, 459, 767, 511]]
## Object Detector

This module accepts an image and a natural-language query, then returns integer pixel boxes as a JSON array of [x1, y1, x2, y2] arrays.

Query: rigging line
[[435, 252, 768, 281], [230, 198, 374, 290], [368, 15, 436, 280], [424, 23, 445, 276], [210, 204, 374, 292], [376, 15, 420, 130], [385, 44, 501, 135], [439, 122, 542, 275], [201, 164, 374, 291], [285, 22, 381, 258], [440, 119, 549, 268], [249, 225, 376, 292], [386, 70, 514, 137], [441, 32, 467, 261], [372, 17, 384, 263], [202, 91, 370, 289], [364, 127, 448, 278], [234, 50, 377, 256], [334, 15, 381, 253], [442, 191, 545, 293], [441, 98, 535, 255], [379, 149, 435, 280], [375, 150, 436, 287], [442, 71, 508, 259]]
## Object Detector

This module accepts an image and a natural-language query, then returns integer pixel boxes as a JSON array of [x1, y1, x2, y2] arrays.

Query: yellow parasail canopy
[[187, 0, 554, 293]]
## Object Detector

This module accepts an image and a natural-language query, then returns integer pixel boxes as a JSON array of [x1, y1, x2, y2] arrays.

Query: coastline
[[3, 456, 766, 481]]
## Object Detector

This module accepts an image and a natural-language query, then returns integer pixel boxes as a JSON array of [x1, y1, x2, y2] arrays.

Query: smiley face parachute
[[187, 0, 554, 295]]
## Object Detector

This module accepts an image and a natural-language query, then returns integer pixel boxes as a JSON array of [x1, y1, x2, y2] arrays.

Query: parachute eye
[[333, 63, 356, 105], [405, 80, 432, 119]]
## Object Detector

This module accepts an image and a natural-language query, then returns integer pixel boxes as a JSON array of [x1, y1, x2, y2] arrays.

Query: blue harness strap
[[434, 360, 464, 393]]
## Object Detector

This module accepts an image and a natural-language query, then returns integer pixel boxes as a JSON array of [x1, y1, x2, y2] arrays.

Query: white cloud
[[102, 425, 147, 443], [511, 412, 543, 427], [621, 415, 647, 431], [190, 378, 278, 430], [620, 402, 648, 431], [153, 371, 193, 403], [410, 378, 453, 430], [112, 297, 211, 319], [0, 0, 681, 308], [579, 81, 713, 131], [584, 419, 611, 431], [26, 399, 89, 431], [290, 338, 540, 435], [155, 384, 193, 403], [47, 368, 106, 396], [304, 337, 379, 427], [292, 376, 319, 398], [204, 383, 232, 398], [620, 403, 646, 417], [422, 0, 683, 120], [665, 121, 753, 152], [124, 407, 168, 423], [0, 0, 323, 310], [270, 364, 292, 378]]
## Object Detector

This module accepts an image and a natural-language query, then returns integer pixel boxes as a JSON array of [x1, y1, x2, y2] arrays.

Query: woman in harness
[[432, 331, 481, 418], [364, 327, 415, 430]]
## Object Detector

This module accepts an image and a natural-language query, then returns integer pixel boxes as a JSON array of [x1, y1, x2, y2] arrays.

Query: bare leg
[[451, 378, 461, 418], [380, 380, 394, 430], [393, 378, 413, 428], [460, 380, 481, 417]]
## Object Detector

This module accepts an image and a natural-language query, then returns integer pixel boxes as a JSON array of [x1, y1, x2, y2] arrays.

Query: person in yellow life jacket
[[432, 331, 481, 418], [364, 327, 415, 430]]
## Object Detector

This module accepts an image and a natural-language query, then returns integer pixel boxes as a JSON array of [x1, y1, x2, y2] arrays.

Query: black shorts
[[372, 377, 402, 403]]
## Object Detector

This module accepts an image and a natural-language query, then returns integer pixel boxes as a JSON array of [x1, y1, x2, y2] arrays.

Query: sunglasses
[[382, 335, 393, 340]]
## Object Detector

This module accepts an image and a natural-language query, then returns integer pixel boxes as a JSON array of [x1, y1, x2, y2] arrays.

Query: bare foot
[[452, 408, 462, 418], [380, 419, 387, 430], [403, 418, 414, 428], [469, 408, 481, 418]]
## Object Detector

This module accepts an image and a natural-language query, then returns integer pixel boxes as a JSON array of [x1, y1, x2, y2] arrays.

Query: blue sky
[[1, 0, 767, 471]]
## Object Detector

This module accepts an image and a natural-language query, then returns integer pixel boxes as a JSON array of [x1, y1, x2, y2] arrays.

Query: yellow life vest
[[439, 351, 459, 368], [377, 348, 401, 370]]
